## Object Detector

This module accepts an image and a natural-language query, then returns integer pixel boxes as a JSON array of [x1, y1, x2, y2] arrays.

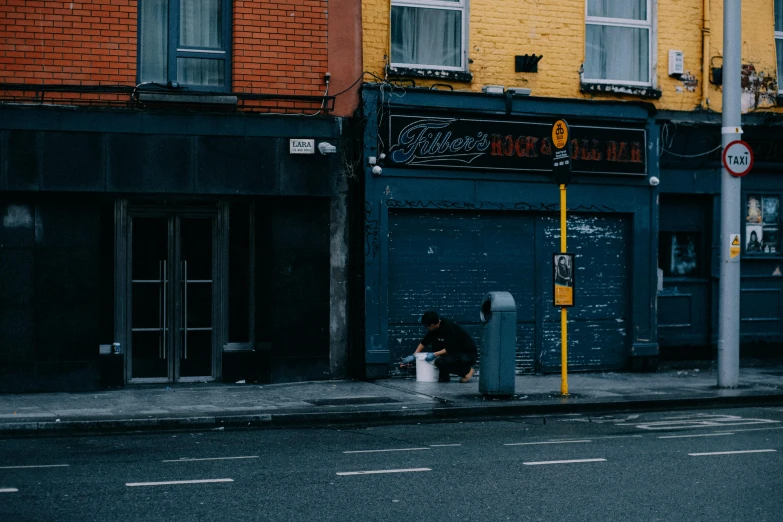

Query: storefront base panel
[[0, 361, 100, 393]]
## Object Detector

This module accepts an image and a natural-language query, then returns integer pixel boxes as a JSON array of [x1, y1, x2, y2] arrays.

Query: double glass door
[[129, 211, 216, 382]]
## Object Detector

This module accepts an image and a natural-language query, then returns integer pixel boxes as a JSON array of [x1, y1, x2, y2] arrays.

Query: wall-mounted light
[[318, 142, 337, 154]]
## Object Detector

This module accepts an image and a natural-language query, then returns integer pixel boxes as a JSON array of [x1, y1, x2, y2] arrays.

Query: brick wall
[[234, 0, 328, 96], [0, 0, 137, 85], [0, 0, 330, 98], [362, 0, 783, 113]]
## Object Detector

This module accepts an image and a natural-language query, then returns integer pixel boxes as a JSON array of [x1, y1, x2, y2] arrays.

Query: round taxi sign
[[552, 119, 569, 150], [722, 140, 754, 177]]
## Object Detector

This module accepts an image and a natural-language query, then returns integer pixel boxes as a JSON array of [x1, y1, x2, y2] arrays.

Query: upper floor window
[[776, 1, 783, 92], [139, 0, 231, 90], [584, 0, 651, 85], [391, 0, 467, 71]]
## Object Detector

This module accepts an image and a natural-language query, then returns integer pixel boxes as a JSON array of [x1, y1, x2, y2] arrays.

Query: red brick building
[[0, 0, 363, 391]]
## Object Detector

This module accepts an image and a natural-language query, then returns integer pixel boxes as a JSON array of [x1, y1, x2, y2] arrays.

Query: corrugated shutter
[[387, 210, 630, 374]]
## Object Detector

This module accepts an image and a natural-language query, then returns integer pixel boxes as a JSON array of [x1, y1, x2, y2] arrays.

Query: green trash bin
[[479, 291, 516, 397]]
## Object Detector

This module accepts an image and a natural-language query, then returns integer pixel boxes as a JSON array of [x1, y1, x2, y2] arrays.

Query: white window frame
[[390, 0, 468, 72], [775, 1, 783, 93], [583, 0, 654, 87]]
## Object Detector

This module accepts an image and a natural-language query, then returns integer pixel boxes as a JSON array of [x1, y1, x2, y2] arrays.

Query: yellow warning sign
[[730, 233, 741, 258], [552, 119, 569, 150]]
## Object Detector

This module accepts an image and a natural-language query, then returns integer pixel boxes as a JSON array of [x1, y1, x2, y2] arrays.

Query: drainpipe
[[702, 0, 711, 109]]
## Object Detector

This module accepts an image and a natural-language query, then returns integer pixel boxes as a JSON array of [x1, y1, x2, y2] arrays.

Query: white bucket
[[414, 353, 439, 382]]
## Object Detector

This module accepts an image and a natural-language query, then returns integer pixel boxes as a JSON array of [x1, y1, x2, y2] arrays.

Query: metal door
[[128, 211, 217, 383]]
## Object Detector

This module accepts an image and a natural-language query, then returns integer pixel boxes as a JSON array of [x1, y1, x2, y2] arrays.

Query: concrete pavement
[[1, 358, 782, 436]]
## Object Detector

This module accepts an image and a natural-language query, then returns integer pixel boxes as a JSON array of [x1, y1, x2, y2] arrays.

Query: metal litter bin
[[479, 291, 516, 396]]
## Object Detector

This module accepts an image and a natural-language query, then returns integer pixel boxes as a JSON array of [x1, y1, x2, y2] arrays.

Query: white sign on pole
[[722, 140, 753, 177]]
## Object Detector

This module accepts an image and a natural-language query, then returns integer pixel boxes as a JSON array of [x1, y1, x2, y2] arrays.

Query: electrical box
[[668, 50, 684, 76]]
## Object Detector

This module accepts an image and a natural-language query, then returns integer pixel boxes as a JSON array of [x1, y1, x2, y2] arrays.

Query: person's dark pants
[[434, 354, 476, 382]]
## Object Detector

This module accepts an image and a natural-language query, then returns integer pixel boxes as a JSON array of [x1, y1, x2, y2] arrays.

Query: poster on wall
[[746, 194, 780, 254], [553, 253, 575, 307]]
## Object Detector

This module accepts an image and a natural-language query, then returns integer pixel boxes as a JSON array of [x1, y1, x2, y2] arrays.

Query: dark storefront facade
[[0, 105, 349, 392], [360, 86, 660, 379], [657, 113, 783, 355]]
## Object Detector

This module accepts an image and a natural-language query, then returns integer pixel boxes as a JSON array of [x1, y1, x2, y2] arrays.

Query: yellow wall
[[362, 0, 782, 113]]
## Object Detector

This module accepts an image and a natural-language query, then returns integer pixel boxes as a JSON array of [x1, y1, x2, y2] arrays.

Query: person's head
[[751, 231, 758, 241], [421, 310, 440, 331], [558, 256, 567, 267]]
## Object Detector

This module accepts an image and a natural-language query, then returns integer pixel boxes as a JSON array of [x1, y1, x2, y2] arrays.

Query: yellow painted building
[[362, 0, 782, 113]]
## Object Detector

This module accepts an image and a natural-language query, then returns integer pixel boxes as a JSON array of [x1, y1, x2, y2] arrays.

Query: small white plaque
[[290, 139, 314, 154]]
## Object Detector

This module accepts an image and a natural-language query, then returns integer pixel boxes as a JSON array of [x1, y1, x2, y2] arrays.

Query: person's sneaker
[[459, 367, 475, 383]]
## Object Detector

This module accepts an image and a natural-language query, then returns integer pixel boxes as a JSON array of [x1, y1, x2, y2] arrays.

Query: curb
[[2, 392, 782, 437]]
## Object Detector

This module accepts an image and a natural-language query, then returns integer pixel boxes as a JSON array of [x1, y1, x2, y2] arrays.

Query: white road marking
[[688, 449, 777, 457], [715, 426, 783, 434], [429, 444, 461, 447], [0, 488, 19, 493], [163, 456, 259, 463], [635, 415, 780, 431], [126, 479, 234, 487], [658, 433, 735, 439], [523, 458, 606, 466], [337, 468, 431, 476], [343, 447, 430, 454], [504, 440, 591, 446], [0, 464, 69, 469], [593, 435, 644, 440]]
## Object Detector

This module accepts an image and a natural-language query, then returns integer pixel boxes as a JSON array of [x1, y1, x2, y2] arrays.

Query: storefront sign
[[387, 115, 647, 175], [289, 139, 315, 154]]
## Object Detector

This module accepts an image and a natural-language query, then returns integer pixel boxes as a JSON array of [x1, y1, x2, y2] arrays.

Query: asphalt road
[[1, 406, 782, 522]]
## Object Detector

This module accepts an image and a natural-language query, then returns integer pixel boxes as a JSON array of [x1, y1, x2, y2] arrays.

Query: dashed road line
[[430, 444, 461, 447], [658, 433, 735, 439], [0, 464, 69, 470], [126, 479, 234, 487], [343, 448, 430, 454], [523, 458, 606, 466], [163, 456, 259, 463], [337, 468, 431, 476], [0, 488, 19, 493], [505, 440, 591, 446], [688, 449, 777, 457]]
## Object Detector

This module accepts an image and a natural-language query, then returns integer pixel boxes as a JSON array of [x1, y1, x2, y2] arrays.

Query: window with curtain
[[391, 0, 466, 70], [139, 0, 229, 89], [584, 0, 651, 85], [776, 1, 783, 92]]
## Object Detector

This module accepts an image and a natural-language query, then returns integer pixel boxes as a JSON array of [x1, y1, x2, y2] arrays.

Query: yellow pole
[[560, 184, 568, 395]]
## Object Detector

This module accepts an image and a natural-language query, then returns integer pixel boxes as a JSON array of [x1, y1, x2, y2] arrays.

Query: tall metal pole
[[718, 0, 742, 387], [560, 184, 568, 395]]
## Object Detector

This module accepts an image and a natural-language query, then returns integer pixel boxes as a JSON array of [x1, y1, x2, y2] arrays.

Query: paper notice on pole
[[730, 233, 741, 258]]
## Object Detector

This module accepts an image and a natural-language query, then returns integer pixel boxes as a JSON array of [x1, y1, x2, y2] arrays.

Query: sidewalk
[[1, 359, 782, 437]]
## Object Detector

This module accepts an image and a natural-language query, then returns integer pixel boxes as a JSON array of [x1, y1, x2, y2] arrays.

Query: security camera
[[318, 142, 337, 155], [648, 176, 660, 187], [371, 165, 383, 175]]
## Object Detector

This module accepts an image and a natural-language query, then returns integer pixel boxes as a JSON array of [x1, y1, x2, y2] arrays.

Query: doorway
[[127, 210, 218, 383]]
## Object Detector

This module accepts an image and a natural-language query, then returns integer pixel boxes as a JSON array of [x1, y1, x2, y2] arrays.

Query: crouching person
[[401, 310, 477, 383]]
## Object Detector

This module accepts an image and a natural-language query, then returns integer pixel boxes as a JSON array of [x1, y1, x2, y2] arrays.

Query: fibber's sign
[[386, 115, 647, 176]]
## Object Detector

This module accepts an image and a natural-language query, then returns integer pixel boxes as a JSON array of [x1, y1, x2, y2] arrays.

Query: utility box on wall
[[668, 50, 684, 76]]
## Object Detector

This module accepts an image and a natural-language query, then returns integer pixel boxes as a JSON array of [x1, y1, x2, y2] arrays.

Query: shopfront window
[[660, 232, 700, 277], [745, 194, 780, 254]]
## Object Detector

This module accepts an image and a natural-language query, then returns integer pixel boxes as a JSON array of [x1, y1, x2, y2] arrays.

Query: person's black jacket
[[421, 318, 477, 359]]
